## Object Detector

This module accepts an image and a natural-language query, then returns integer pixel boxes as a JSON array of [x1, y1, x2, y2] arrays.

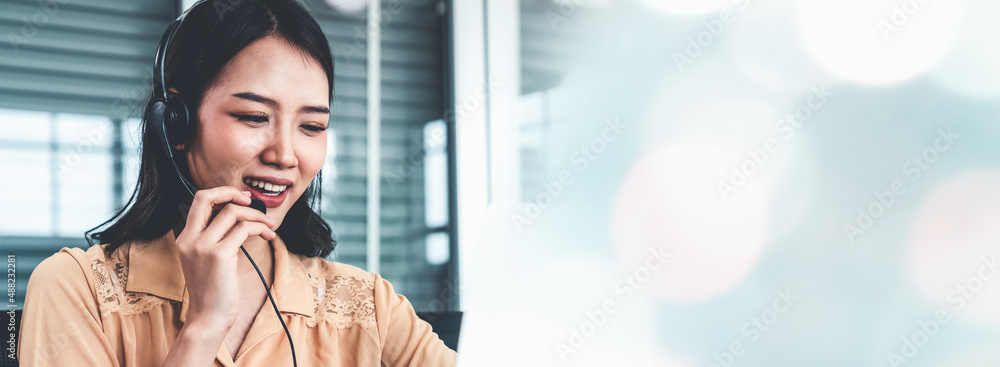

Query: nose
[[260, 125, 297, 168]]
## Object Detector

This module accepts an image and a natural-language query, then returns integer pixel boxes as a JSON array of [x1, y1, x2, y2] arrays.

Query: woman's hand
[[173, 186, 276, 336]]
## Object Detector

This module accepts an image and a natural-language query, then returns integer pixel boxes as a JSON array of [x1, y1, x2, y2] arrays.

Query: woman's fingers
[[184, 187, 253, 235], [218, 221, 276, 251], [199, 203, 275, 244]]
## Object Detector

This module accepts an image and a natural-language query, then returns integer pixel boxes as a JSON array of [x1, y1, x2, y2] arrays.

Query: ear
[[167, 87, 180, 94], [173, 143, 186, 151]]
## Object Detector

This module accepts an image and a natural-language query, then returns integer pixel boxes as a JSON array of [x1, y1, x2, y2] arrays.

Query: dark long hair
[[87, 0, 336, 258]]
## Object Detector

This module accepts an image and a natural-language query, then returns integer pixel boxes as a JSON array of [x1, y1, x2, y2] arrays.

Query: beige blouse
[[18, 229, 457, 366]]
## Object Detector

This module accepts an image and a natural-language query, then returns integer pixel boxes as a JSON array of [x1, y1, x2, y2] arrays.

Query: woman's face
[[185, 35, 329, 230]]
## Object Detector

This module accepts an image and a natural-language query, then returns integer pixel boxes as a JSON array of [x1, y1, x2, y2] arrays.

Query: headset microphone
[[249, 199, 267, 215]]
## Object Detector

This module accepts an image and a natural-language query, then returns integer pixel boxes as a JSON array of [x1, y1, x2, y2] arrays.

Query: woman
[[18, 0, 457, 365]]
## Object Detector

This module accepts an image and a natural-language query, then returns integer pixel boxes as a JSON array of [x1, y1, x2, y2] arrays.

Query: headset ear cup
[[147, 100, 170, 146], [164, 93, 191, 145]]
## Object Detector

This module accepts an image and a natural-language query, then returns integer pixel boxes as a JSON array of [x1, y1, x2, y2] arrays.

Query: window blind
[[0, 0, 174, 118]]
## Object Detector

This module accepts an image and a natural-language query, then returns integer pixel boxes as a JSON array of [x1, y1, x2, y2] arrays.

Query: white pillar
[[365, 0, 382, 273], [485, 0, 521, 205], [451, 0, 488, 309]]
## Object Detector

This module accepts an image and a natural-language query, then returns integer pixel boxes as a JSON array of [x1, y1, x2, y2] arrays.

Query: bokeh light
[[612, 142, 771, 301], [795, 0, 962, 85], [907, 170, 1000, 325], [724, 0, 832, 94], [929, 0, 1000, 98]]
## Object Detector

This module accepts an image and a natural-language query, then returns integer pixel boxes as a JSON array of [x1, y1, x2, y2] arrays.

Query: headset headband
[[152, 1, 204, 100], [150, 1, 206, 198]]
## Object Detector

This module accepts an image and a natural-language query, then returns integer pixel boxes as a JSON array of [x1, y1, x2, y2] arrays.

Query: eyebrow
[[232, 92, 330, 114]]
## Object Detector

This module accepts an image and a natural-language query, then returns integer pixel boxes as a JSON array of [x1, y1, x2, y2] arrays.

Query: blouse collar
[[123, 229, 316, 321]]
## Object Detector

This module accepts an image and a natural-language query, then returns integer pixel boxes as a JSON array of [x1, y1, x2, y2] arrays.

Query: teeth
[[242, 178, 288, 193]]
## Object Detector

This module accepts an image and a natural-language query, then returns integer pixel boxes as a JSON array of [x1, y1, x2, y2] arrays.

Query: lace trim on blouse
[[307, 272, 376, 329], [90, 258, 170, 317], [89, 254, 376, 329]]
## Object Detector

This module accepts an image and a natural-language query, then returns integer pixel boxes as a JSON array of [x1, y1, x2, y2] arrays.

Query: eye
[[230, 112, 268, 123], [301, 124, 328, 133]]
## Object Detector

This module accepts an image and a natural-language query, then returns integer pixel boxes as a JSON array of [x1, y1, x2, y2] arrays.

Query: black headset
[[146, 2, 298, 365], [147, 1, 197, 198]]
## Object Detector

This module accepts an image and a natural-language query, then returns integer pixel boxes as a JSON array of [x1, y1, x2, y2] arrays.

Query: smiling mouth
[[243, 177, 289, 196]]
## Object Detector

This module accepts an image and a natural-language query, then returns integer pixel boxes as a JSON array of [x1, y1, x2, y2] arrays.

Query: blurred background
[[4, 0, 1000, 366]]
